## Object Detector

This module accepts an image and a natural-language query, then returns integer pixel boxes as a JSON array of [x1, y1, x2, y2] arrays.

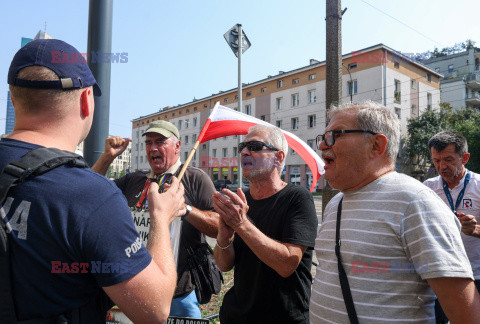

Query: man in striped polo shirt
[[310, 101, 480, 323]]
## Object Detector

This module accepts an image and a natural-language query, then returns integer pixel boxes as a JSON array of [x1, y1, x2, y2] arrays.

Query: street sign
[[223, 24, 251, 57]]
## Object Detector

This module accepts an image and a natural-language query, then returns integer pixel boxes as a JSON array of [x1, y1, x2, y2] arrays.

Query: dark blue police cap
[[8, 39, 101, 96]]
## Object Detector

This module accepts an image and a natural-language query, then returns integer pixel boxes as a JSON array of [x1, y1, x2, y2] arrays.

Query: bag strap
[[335, 197, 359, 324], [0, 148, 88, 206], [0, 147, 88, 324]]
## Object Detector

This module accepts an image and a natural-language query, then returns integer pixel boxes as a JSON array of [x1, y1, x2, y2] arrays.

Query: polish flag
[[197, 103, 325, 192]]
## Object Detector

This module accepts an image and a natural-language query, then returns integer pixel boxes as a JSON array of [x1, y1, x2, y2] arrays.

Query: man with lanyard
[[92, 120, 218, 318], [423, 130, 480, 322]]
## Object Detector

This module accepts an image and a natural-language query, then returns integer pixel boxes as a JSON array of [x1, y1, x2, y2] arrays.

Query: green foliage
[[405, 103, 480, 175], [413, 39, 478, 62]]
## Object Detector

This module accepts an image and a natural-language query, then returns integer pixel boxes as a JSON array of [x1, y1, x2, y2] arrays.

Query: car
[[213, 179, 232, 191], [226, 180, 250, 192]]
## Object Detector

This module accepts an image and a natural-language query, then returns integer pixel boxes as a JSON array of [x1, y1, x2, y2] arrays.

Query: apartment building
[[131, 44, 441, 190], [423, 47, 480, 109]]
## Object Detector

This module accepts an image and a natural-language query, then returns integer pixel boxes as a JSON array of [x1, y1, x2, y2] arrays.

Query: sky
[[1, 0, 479, 138]]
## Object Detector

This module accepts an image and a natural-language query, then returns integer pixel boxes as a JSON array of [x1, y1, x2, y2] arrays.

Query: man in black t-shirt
[[93, 121, 218, 318], [213, 125, 318, 324]]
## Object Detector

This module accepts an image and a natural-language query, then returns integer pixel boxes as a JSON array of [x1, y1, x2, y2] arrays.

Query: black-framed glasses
[[238, 141, 279, 153], [316, 130, 378, 148]]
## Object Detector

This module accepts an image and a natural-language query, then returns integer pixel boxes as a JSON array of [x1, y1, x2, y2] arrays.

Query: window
[[194, 152, 196, 160], [291, 93, 299, 107], [185, 136, 189, 144], [141, 142, 143, 150], [235, 95, 238, 100], [394, 62, 400, 69], [277, 80, 284, 88], [223, 148, 228, 158], [184, 152, 188, 160], [276, 120, 282, 128], [202, 144, 207, 150], [185, 119, 189, 128], [233, 147, 238, 157], [135, 143, 139, 151], [212, 149, 217, 158], [307, 139, 315, 150], [395, 107, 401, 119], [172, 113, 175, 116], [224, 98, 229, 103], [193, 134, 197, 142], [194, 107, 198, 111], [448, 64, 454, 73], [245, 104, 252, 115], [140, 156, 143, 163], [309, 74, 316, 80], [308, 115, 316, 128], [394, 79, 401, 103], [427, 93, 432, 109], [411, 79, 416, 89], [179, 111, 182, 115], [348, 63, 357, 69], [260, 115, 266, 121], [193, 117, 197, 127], [348, 80, 358, 95], [411, 104, 417, 115], [426, 74, 431, 82], [224, 136, 227, 140], [291, 117, 299, 130], [292, 78, 299, 84], [186, 109, 190, 113], [178, 120, 182, 130], [308, 90, 316, 103], [204, 104, 207, 108], [246, 91, 251, 97], [276, 97, 282, 110], [261, 87, 266, 93]]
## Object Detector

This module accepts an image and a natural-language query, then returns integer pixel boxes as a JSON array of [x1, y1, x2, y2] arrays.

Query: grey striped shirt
[[310, 172, 473, 323]]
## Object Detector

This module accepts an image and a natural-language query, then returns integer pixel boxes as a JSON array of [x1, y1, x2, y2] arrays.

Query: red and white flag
[[197, 103, 324, 192]]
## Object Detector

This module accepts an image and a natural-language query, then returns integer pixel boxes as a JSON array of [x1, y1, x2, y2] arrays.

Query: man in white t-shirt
[[310, 102, 480, 323], [423, 130, 480, 322]]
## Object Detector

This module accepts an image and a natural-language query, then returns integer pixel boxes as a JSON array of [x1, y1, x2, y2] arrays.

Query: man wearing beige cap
[[93, 120, 219, 318]]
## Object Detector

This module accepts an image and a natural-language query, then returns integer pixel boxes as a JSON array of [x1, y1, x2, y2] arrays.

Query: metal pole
[[237, 24, 243, 190], [84, 0, 113, 166]]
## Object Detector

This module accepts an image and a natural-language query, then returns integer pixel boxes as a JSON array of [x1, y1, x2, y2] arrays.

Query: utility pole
[[84, 0, 113, 166], [322, 0, 344, 217]]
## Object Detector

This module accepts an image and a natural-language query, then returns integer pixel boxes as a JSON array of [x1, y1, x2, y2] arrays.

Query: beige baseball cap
[[142, 120, 179, 139]]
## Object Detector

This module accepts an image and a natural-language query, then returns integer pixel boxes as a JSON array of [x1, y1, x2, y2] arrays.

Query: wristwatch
[[182, 204, 192, 220]]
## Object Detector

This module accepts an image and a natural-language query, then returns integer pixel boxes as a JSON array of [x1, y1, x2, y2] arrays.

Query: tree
[[405, 103, 480, 179]]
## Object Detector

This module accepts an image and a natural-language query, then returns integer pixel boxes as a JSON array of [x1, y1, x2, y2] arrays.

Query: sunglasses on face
[[238, 141, 279, 153], [316, 129, 378, 148]]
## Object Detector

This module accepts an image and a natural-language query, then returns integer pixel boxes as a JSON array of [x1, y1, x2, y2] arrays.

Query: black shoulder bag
[[187, 238, 223, 304], [335, 197, 359, 324]]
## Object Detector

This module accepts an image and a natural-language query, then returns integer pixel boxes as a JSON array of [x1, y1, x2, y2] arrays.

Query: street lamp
[[342, 62, 353, 103]]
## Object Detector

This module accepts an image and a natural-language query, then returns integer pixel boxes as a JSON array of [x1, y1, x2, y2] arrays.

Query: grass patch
[[200, 269, 234, 323]]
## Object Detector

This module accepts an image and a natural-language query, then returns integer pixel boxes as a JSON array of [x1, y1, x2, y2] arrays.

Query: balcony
[[394, 90, 401, 104], [466, 92, 480, 107], [466, 72, 480, 90]]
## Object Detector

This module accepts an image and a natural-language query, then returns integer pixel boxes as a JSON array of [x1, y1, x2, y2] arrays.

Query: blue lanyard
[[442, 171, 471, 213]]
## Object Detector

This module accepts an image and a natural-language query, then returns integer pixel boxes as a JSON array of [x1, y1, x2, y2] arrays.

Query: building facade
[[423, 47, 480, 109], [131, 44, 441, 190]]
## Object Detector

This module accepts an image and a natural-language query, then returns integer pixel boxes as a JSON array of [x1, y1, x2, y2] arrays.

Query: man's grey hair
[[428, 130, 468, 156], [328, 101, 400, 164], [248, 124, 288, 172]]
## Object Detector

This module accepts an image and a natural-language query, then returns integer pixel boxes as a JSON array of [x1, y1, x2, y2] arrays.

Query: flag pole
[[177, 141, 200, 182]]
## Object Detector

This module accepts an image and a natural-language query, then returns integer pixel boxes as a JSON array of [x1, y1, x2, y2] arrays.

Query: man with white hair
[[213, 125, 318, 323], [310, 101, 480, 323]]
